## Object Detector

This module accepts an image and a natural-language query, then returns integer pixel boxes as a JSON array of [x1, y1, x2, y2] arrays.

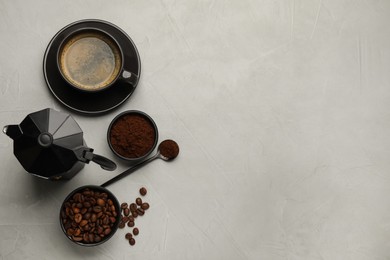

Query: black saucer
[[43, 19, 141, 115]]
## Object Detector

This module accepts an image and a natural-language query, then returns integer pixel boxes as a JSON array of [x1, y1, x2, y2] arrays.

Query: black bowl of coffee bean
[[60, 185, 121, 246]]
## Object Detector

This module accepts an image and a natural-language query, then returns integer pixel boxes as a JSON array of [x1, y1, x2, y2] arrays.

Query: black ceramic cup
[[59, 185, 121, 246], [56, 27, 138, 92], [107, 110, 159, 162]]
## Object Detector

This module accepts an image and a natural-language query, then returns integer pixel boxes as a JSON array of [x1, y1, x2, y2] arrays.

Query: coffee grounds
[[159, 139, 179, 159], [110, 114, 156, 158]]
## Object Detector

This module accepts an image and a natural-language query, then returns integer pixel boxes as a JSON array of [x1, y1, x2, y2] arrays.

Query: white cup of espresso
[[57, 27, 138, 92]]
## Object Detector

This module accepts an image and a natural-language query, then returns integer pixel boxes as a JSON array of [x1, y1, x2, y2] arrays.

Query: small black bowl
[[59, 185, 121, 246], [107, 110, 158, 162]]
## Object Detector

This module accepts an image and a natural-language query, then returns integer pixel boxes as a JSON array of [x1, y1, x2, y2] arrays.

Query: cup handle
[[119, 70, 139, 86]]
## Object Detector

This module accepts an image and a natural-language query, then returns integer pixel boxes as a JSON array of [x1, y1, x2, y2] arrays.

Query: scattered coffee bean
[[127, 221, 135, 227], [137, 208, 145, 216], [119, 187, 151, 247], [141, 203, 150, 210], [122, 216, 129, 223], [139, 187, 147, 196], [130, 203, 137, 212], [129, 238, 136, 246]]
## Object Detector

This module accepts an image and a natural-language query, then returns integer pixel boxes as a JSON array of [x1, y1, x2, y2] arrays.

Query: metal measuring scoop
[[101, 140, 179, 187]]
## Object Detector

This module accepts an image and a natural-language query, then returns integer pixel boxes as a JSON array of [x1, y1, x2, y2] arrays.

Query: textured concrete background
[[1, 0, 390, 259]]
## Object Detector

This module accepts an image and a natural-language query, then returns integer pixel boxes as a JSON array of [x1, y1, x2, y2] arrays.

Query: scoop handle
[[101, 153, 159, 188]]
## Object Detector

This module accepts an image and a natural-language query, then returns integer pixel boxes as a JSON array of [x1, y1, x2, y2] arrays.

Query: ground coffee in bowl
[[107, 110, 158, 161]]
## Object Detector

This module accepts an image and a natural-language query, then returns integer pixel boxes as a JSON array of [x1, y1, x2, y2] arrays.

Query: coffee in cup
[[57, 28, 137, 92]]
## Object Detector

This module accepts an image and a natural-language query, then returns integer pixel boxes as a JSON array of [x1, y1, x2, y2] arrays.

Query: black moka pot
[[3, 108, 116, 180]]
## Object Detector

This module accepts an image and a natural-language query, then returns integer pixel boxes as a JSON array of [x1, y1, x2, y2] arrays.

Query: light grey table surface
[[1, 0, 390, 259]]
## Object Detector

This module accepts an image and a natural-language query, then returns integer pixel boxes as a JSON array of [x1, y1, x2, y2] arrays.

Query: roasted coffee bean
[[132, 211, 138, 218], [83, 202, 91, 208], [93, 206, 102, 213], [111, 205, 116, 213], [119, 222, 126, 229], [89, 198, 96, 205], [130, 203, 137, 212], [137, 208, 145, 216], [83, 233, 89, 243], [127, 221, 135, 227], [83, 213, 91, 220], [129, 238, 136, 246], [74, 229, 81, 236], [67, 228, 74, 236], [79, 220, 88, 227], [136, 198, 142, 206], [121, 203, 128, 209], [83, 224, 91, 231], [124, 208, 130, 216], [73, 193, 81, 201], [74, 213, 82, 223], [141, 203, 150, 210], [97, 226, 104, 234], [104, 228, 111, 235], [103, 216, 109, 225], [94, 235, 102, 243], [139, 187, 147, 196], [72, 235, 83, 242], [122, 216, 129, 223], [128, 216, 134, 222], [64, 222, 72, 230], [61, 188, 118, 244], [133, 227, 139, 236], [125, 233, 132, 240], [97, 198, 105, 206], [97, 212, 103, 219]]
